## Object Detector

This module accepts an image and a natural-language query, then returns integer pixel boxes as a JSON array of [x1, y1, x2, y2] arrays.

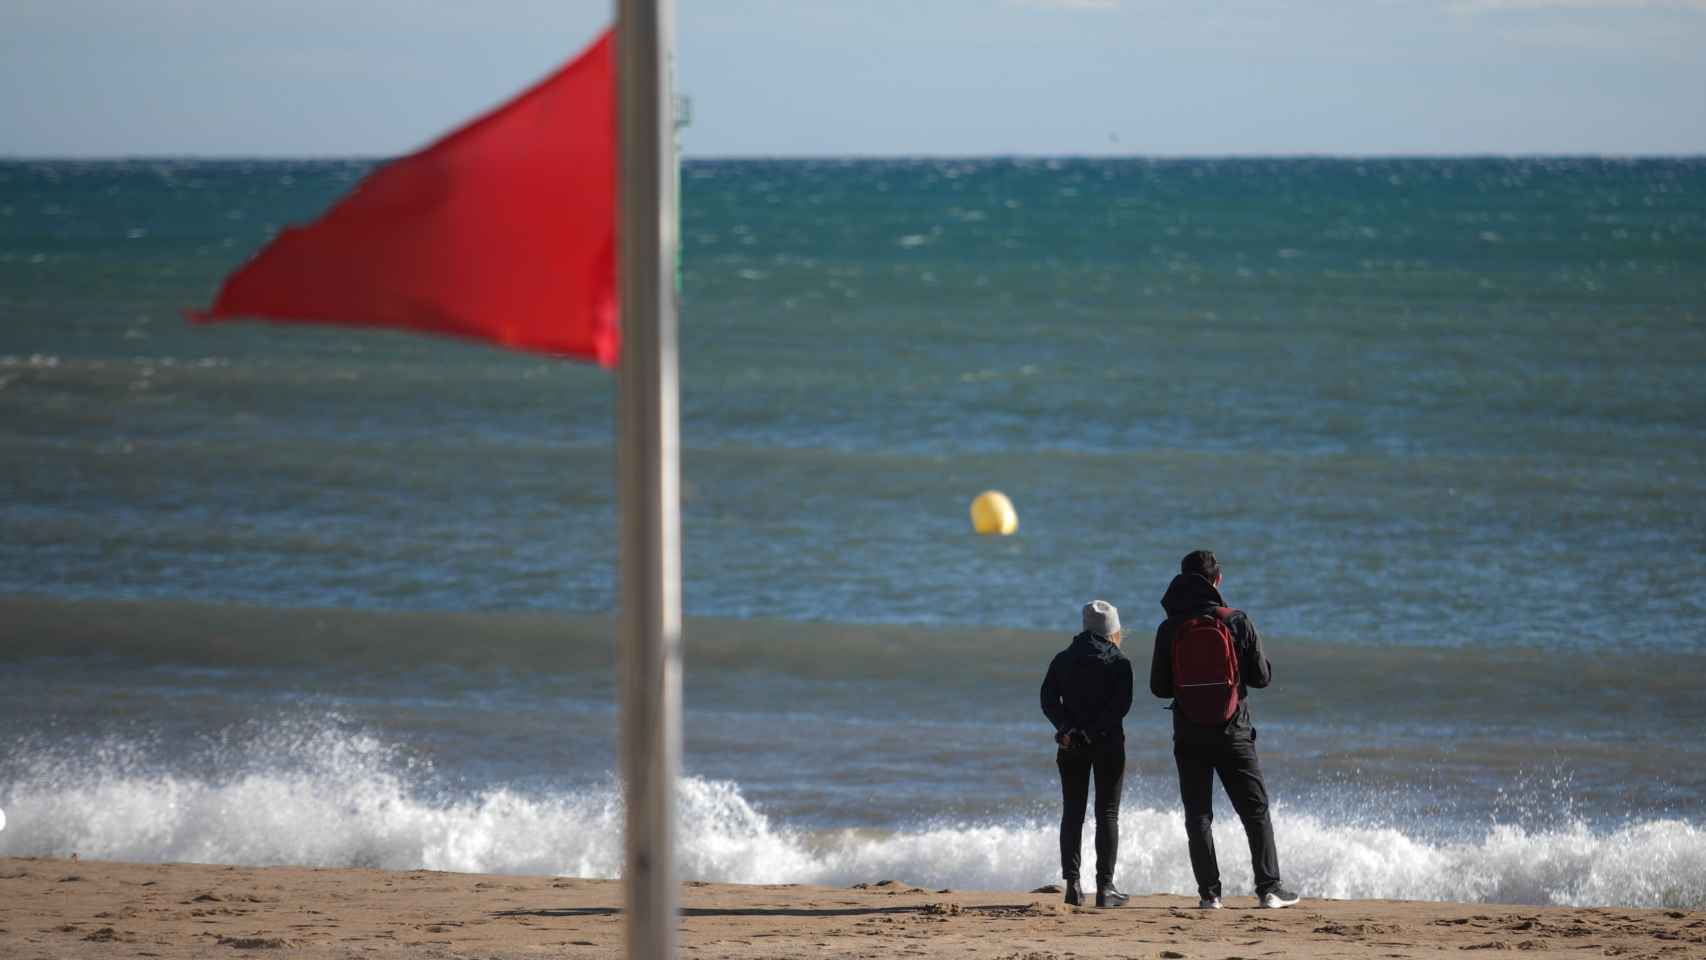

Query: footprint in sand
[[216, 935, 298, 949]]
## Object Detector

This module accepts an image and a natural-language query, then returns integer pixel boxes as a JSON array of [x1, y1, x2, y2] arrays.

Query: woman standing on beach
[[1039, 600, 1134, 909]]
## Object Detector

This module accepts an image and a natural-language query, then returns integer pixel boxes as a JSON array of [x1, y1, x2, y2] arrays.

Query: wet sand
[[1, 857, 1700, 959]]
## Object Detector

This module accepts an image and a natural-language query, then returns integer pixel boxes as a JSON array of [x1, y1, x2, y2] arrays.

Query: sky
[[2, 0, 1704, 157]]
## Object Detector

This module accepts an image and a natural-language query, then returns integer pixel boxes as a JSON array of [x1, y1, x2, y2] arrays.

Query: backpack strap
[[1214, 607, 1240, 684]]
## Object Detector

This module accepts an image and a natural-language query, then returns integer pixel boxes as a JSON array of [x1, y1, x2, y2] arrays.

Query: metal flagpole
[[616, 1, 681, 959]]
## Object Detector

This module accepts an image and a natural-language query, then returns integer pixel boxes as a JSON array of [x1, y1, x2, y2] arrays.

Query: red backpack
[[1170, 607, 1240, 725]]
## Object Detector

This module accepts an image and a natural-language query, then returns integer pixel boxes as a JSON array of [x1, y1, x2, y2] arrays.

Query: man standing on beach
[[1040, 600, 1133, 909], [1150, 551, 1301, 909]]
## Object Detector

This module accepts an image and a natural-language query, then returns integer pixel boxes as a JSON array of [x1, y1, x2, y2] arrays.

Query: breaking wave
[[1, 725, 1701, 909]]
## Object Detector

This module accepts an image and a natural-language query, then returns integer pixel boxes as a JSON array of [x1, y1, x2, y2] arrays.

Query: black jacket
[[1149, 573, 1272, 745], [1040, 631, 1133, 745]]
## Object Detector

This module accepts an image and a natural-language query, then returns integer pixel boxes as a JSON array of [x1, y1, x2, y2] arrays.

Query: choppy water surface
[[2, 158, 1704, 904]]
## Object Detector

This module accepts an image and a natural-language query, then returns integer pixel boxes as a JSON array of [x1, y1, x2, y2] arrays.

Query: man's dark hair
[[1181, 550, 1220, 582]]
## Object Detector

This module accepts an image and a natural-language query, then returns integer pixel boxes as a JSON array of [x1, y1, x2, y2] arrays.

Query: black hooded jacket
[[1149, 573, 1272, 744], [1040, 631, 1133, 745]]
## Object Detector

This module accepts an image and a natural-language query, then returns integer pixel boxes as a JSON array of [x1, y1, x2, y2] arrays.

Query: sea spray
[[2, 725, 1701, 907]]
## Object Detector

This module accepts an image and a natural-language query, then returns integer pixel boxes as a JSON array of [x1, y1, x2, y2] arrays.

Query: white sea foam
[[2, 729, 1701, 907]]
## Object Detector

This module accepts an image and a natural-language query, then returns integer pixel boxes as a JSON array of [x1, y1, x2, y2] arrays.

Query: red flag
[[191, 30, 618, 365]]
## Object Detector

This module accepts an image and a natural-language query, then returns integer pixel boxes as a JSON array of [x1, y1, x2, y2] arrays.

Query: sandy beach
[[2, 857, 1699, 960]]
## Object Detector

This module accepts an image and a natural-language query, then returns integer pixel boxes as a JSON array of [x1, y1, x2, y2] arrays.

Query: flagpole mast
[[616, 0, 681, 959]]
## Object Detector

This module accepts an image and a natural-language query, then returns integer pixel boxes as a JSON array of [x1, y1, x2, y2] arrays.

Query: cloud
[[1497, 18, 1688, 47], [1451, 0, 1706, 10], [1008, 0, 1120, 10], [1442, 0, 1706, 56]]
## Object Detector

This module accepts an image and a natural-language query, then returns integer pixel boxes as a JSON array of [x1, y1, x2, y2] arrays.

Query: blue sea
[[2, 156, 1704, 906]]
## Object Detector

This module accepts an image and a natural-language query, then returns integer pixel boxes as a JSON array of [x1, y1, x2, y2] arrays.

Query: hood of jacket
[[1070, 630, 1126, 663], [1160, 572, 1226, 619]]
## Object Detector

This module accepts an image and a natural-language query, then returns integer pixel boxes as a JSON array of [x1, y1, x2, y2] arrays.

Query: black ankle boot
[[1095, 882, 1128, 908], [1063, 880, 1083, 906]]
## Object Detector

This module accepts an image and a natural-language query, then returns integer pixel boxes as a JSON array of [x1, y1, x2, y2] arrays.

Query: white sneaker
[[1258, 887, 1300, 909], [1198, 896, 1223, 909]]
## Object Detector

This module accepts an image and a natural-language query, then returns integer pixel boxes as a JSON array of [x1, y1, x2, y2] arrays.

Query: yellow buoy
[[970, 490, 1018, 536]]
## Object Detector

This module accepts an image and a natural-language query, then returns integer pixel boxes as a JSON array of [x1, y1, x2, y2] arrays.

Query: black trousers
[[1057, 739, 1125, 885], [1174, 736, 1281, 898]]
